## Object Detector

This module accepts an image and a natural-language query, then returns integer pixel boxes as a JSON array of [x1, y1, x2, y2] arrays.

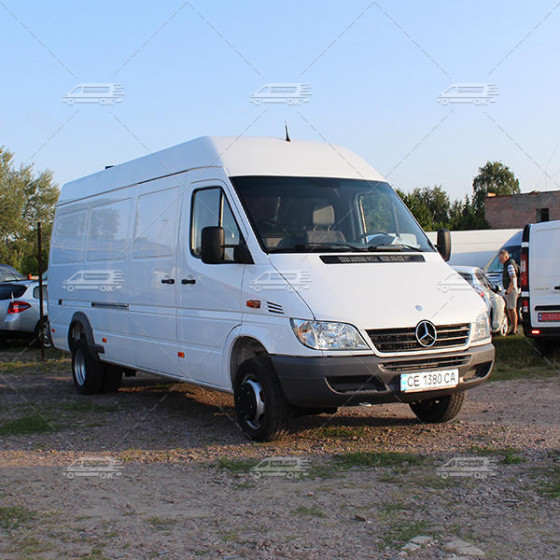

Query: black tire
[[33, 318, 52, 348], [71, 340, 105, 395], [234, 357, 292, 442], [409, 391, 465, 423], [102, 365, 123, 393]]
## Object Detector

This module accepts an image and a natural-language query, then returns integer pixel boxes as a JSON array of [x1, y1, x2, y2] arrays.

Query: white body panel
[[526, 221, 560, 329], [426, 229, 520, 269], [49, 136, 489, 394]]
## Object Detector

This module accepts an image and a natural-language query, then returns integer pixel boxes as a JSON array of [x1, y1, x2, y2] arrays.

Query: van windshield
[[230, 176, 434, 253]]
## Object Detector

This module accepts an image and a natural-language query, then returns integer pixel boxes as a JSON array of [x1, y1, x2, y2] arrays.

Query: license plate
[[400, 369, 459, 393], [538, 312, 560, 322]]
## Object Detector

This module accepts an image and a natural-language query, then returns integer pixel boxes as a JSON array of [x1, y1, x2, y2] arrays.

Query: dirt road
[[1, 356, 559, 559]]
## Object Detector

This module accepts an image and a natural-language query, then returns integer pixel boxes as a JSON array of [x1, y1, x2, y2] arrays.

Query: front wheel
[[234, 357, 292, 442], [409, 391, 465, 423]]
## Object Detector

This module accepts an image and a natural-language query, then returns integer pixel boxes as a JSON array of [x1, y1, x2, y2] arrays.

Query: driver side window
[[191, 187, 241, 261]]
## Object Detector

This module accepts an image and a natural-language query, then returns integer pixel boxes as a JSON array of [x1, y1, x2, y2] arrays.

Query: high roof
[[58, 136, 385, 205]]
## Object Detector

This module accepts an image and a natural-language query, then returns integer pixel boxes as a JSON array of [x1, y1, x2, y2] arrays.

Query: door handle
[[554, 286, 560, 291], [181, 278, 196, 285], [161, 278, 175, 285]]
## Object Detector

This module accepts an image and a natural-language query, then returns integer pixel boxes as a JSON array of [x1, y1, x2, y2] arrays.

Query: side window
[[191, 187, 241, 261]]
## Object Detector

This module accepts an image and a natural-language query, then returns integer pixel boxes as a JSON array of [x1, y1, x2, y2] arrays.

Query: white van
[[48, 136, 494, 441], [520, 220, 560, 353]]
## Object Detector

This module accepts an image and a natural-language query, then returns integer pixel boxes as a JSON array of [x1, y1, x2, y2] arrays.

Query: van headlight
[[290, 319, 369, 351], [471, 312, 490, 343]]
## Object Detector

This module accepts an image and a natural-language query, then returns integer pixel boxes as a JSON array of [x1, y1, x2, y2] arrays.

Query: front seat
[[306, 203, 346, 244]]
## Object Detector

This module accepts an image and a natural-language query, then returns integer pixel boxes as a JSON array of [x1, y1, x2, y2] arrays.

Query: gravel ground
[[0, 350, 559, 560]]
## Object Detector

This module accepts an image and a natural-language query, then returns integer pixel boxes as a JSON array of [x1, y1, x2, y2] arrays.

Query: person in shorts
[[498, 249, 520, 335]]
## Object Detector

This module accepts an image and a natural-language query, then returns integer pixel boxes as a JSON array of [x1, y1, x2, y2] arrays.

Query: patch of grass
[[315, 425, 369, 438], [216, 458, 257, 473], [220, 530, 240, 542], [334, 451, 424, 469], [536, 465, 560, 499], [491, 336, 558, 381], [470, 445, 526, 464], [500, 449, 526, 465], [147, 516, 178, 530], [81, 548, 109, 560], [0, 414, 55, 436], [382, 520, 433, 548], [56, 402, 118, 413], [0, 506, 36, 530], [291, 505, 327, 518]]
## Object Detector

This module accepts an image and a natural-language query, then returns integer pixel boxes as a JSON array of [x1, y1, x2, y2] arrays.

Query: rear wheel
[[409, 391, 465, 423], [234, 357, 292, 442], [34, 318, 52, 348], [499, 316, 509, 337], [71, 340, 105, 395]]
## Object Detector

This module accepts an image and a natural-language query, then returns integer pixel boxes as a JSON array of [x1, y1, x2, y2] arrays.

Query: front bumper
[[271, 343, 494, 408]]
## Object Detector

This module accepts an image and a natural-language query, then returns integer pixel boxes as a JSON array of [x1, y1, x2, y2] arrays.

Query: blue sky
[[1, 0, 559, 200]]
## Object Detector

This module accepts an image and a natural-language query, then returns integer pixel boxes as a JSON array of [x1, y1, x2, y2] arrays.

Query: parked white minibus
[[48, 136, 494, 440]]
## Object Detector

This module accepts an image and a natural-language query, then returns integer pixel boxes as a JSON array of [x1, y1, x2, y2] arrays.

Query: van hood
[[269, 252, 487, 330]]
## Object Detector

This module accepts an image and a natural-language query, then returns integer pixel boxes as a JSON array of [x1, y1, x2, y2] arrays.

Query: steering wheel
[[360, 231, 390, 240]]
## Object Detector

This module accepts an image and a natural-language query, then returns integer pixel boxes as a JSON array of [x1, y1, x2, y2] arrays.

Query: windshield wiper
[[367, 244, 423, 252], [269, 242, 368, 253]]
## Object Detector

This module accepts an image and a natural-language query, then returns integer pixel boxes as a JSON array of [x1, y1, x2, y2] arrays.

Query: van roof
[[57, 136, 385, 205]]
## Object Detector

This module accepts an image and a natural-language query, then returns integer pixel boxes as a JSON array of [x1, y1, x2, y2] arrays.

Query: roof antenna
[[284, 122, 291, 142]]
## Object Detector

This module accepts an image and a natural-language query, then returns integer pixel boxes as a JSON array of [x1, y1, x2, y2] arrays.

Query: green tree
[[471, 161, 520, 227], [397, 186, 450, 231], [0, 147, 59, 274]]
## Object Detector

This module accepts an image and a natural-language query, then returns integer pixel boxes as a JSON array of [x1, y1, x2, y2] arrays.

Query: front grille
[[367, 324, 470, 353], [380, 355, 469, 373]]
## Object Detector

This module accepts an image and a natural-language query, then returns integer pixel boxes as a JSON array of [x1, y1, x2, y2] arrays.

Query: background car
[[0, 280, 50, 346], [0, 264, 24, 282], [452, 265, 508, 336]]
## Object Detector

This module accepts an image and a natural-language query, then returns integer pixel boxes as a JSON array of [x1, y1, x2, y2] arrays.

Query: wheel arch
[[68, 312, 104, 359], [229, 335, 269, 386]]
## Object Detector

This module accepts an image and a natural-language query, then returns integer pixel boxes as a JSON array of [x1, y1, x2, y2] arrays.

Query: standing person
[[498, 249, 520, 335]]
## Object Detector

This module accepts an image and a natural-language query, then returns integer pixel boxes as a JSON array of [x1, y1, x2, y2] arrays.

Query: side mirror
[[436, 228, 451, 262], [201, 227, 225, 264]]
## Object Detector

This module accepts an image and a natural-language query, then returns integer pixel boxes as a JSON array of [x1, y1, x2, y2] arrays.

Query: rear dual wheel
[[71, 340, 122, 395]]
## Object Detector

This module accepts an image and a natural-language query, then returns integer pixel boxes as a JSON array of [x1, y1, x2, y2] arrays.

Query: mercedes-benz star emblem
[[415, 320, 437, 347]]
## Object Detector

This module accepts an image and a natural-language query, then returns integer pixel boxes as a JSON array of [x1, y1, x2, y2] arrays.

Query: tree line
[[396, 161, 520, 231], [0, 143, 521, 275]]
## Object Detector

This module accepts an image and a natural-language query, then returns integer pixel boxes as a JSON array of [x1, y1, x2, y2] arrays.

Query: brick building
[[484, 190, 560, 229]]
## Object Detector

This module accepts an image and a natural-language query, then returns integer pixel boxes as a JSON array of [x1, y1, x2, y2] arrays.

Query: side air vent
[[267, 301, 284, 315]]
